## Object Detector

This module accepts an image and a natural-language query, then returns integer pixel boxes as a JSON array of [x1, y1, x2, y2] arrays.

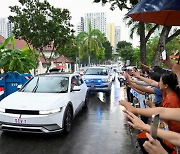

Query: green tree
[[94, 0, 180, 66], [102, 41, 112, 60], [153, 26, 180, 66], [0, 35, 38, 73], [123, 16, 160, 65], [116, 41, 135, 65], [166, 35, 180, 55], [96, 48, 105, 64], [8, 0, 74, 72], [146, 35, 180, 66], [57, 37, 78, 62], [77, 21, 105, 65], [132, 47, 140, 66]]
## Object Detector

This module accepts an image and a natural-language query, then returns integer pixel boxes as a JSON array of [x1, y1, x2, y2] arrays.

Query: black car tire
[[83, 92, 89, 109], [63, 105, 73, 134], [105, 90, 111, 97]]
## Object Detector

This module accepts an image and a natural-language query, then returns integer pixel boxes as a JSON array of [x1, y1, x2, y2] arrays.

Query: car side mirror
[[72, 86, 81, 91], [17, 84, 22, 89]]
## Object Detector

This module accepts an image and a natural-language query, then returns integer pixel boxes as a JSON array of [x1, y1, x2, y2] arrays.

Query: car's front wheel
[[105, 90, 111, 97], [83, 92, 89, 109], [63, 105, 73, 134]]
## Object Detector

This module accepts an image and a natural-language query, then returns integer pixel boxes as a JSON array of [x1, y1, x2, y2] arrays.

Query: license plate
[[14, 118, 27, 124], [91, 84, 95, 88]]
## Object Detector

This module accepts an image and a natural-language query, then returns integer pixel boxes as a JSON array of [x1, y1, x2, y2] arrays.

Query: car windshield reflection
[[20, 76, 69, 93], [85, 68, 108, 75]]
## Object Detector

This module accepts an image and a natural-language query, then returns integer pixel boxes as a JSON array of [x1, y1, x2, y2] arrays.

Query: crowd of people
[[119, 55, 180, 154]]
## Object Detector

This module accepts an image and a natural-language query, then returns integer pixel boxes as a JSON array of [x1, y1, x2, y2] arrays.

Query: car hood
[[0, 92, 68, 111], [83, 75, 109, 80]]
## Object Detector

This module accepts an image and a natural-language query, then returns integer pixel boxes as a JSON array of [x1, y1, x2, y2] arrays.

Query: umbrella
[[127, 0, 180, 63], [127, 0, 180, 26]]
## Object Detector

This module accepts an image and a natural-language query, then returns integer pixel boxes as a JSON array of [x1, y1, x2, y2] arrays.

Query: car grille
[[1, 126, 43, 133], [86, 79, 102, 84], [0, 123, 62, 133], [87, 85, 108, 88], [5, 109, 39, 115]]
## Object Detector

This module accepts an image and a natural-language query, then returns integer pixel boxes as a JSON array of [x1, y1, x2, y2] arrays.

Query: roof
[[14, 39, 28, 49], [0, 36, 28, 49], [54, 55, 73, 63], [39, 55, 73, 64], [0, 35, 5, 44]]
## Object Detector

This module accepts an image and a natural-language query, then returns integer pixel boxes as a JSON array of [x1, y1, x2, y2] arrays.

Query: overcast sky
[[0, 0, 139, 47]]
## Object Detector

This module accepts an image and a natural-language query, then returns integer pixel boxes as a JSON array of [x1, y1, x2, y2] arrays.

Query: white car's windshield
[[85, 68, 108, 75], [21, 76, 69, 93]]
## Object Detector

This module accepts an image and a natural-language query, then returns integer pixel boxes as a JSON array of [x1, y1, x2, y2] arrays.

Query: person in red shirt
[[120, 73, 180, 154], [159, 73, 180, 133]]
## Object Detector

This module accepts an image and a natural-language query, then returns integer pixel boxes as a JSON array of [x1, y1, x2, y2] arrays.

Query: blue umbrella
[[127, 0, 180, 26]]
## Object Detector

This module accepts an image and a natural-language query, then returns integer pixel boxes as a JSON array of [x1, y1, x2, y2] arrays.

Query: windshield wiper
[[32, 77, 39, 93]]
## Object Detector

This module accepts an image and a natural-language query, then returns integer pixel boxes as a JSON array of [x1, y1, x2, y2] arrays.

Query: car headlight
[[102, 79, 109, 83], [0, 108, 5, 113], [39, 107, 63, 115], [84, 79, 88, 82]]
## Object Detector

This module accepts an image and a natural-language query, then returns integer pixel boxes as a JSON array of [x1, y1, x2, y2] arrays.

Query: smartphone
[[161, 50, 167, 60], [145, 93, 149, 100], [150, 114, 159, 139]]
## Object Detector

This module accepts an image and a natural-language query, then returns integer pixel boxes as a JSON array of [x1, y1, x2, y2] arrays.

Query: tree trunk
[[88, 54, 91, 66], [139, 22, 146, 65], [153, 26, 171, 66]]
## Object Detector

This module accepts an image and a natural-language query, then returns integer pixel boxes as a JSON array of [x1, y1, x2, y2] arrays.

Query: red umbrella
[[127, 0, 180, 63], [127, 0, 180, 26]]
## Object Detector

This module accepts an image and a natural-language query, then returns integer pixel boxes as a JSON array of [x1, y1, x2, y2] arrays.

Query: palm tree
[[77, 21, 105, 66], [123, 16, 159, 65]]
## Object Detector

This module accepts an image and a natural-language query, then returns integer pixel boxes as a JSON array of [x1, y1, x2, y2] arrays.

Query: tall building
[[75, 17, 84, 36], [0, 18, 8, 38], [84, 12, 107, 36], [7, 22, 14, 38], [115, 26, 121, 50], [107, 23, 115, 48], [0, 18, 14, 38]]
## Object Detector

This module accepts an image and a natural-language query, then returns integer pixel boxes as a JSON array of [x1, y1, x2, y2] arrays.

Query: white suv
[[83, 67, 112, 96], [0, 73, 88, 134]]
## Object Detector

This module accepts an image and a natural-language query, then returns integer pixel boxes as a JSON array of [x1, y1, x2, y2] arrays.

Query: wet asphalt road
[[0, 77, 141, 154]]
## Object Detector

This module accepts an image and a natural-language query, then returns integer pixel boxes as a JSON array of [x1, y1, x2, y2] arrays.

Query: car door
[[70, 75, 83, 114]]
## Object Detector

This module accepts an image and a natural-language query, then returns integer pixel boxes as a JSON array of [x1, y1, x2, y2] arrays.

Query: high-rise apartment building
[[115, 26, 121, 48], [0, 18, 14, 38], [75, 17, 84, 36], [107, 24, 121, 54], [84, 12, 107, 36], [107, 23, 115, 48], [114, 26, 121, 54], [0, 18, 8, 38], [7, 22, 14, 38]]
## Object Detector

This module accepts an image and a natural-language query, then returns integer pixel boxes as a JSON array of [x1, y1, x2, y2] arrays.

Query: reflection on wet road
[[0, 77, 140, 154]]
